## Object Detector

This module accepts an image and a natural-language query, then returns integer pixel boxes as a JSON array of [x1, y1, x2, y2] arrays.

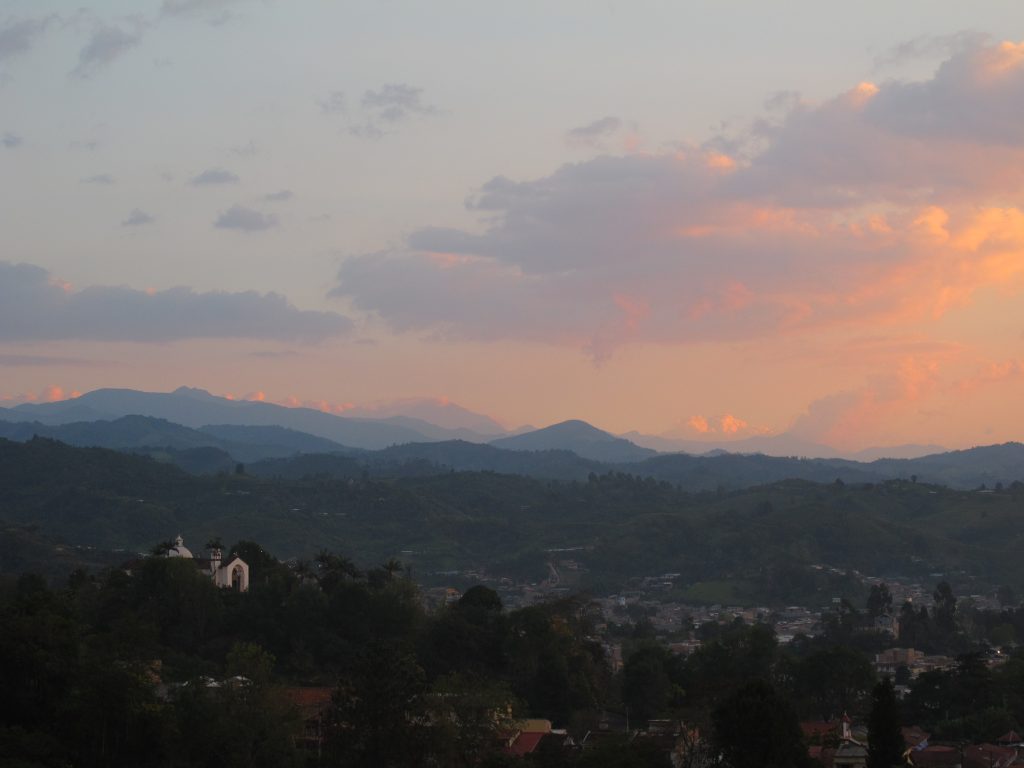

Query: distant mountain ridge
[[491, 419, 657, 463], [0, 415, 356, 464], [1, 388, 1014, 487], [3, 387, 465, 450], [335, 398, 509, 435], [0, 405, 1021, 489], [621, 430, 946, 460]]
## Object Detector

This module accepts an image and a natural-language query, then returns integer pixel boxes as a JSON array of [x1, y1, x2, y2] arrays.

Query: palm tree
[[315, 550, 362, 592], [382, 559, 403, 580], [149, 539, 173, 556]]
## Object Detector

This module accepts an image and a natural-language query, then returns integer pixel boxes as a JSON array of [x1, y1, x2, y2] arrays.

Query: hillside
[[3, 438, 1024, 603]]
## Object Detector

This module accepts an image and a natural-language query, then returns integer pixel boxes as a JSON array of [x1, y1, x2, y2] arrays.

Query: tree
[[933, 582, 957, 636], [867, 584, 893, 619], [226, 641, 275, 686], [997, 585, 1017, 608], [712, 680, 810, 768], [790, 645, 875, 719], [867, 678, 903, 768], [314, 550, 362, 593], [621, 645, 674, 724], [328, 642, 429, 768]]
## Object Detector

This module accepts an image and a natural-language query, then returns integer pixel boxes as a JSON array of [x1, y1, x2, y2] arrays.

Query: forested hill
[[4, 437, 1024, 603], [252, 439, 1024, 491], [4, 413, 1024, 490]]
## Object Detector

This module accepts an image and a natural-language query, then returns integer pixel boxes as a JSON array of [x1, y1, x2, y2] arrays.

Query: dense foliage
[[3, 537, 1024, 767], [4, 438, 1024, 605]]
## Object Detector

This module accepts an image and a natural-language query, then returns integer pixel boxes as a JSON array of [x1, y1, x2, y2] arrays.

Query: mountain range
[[1, 386, 948, 460], [0, 387, 1021, 490]]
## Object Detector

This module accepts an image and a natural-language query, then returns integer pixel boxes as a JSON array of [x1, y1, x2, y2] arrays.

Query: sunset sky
[[3, 1, 1024, 451]]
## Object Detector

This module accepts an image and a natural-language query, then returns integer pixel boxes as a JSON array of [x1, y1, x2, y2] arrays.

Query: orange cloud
[[977, 40, 1024, 79], [0, 385, 81, 405], [790, 355, 945, 449], [957, 359, 1024, 394], [688, 415, 710, 433], [682, 413, 765, 438], [719, 413, 748, 434], [705, 152, 736, 171]]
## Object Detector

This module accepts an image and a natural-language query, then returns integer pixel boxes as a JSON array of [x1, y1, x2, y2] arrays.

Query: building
[[165, 535, 250, 592]]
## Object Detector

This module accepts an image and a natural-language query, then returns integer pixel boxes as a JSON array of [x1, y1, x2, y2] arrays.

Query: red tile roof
[[506, 731, 545, 756], [283, 687, 334, 717], [909, 746, 959, 768]]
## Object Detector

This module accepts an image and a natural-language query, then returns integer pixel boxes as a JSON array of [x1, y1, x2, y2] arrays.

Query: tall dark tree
[[933, 582, 957, 635], [621, 645, 674, 724], [712, 680, 810, 768], [867, 583, 893, 618], [867, 678, 903, 768]]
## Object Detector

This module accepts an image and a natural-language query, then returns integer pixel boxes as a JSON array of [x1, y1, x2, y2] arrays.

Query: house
[[165, 535, 250, 592], [503, 720, 553, 757], [283, 687, 334, 758], [832, 742, 868, 768]]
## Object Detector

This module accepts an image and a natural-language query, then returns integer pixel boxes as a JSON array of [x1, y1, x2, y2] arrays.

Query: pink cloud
[[333, 39, 1024, 359]]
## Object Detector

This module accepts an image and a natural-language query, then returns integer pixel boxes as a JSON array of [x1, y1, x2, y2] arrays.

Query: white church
[[165, 535, 250, 592]]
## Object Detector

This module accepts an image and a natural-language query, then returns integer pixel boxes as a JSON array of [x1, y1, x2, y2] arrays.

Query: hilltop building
[[165, 535, 250, 592]]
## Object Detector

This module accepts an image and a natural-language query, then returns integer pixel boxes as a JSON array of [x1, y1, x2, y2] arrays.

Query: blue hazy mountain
[[491, 419, 657, 463], [2, 387, 458, 450]]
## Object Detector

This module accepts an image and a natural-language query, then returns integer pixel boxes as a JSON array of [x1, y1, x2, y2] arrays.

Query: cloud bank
[[333, 39, 1024, 360], [0, 261, 351, 342]]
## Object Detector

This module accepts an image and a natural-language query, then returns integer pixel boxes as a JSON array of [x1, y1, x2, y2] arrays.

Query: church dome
[[166, 534, 194, 559]]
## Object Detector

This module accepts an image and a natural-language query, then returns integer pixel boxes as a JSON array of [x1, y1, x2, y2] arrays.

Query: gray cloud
[[191, 168, 239, 185], [347, 121, 384, 140], [319, 90, 346, 115], [362, 83, 434, 116], [122, 208, 155, 226], [864, 42, 1024, 145], [82, 173, 115, 184], [215, 205, 277, 231], [264, 189, 292, 202], [347, 83, 438, 138], [2, 132, 22, 148], [229, 139, 258, 156], [73, 23, 144, 78], [0, 16, 54, 63], [0, 260, 351, 343], [566, 116, 621, 143], [361, 83, 436, 120], [872, 30, 988, 72]]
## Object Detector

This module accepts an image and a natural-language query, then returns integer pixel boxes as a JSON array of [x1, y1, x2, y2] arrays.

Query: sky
[[2, 0, 1024, 451]]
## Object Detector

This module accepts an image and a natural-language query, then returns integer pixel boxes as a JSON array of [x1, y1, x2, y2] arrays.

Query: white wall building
[[166, 535, 250, 592]]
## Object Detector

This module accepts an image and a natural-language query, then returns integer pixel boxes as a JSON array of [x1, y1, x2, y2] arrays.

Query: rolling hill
[[3, 437, 1024, 602]]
